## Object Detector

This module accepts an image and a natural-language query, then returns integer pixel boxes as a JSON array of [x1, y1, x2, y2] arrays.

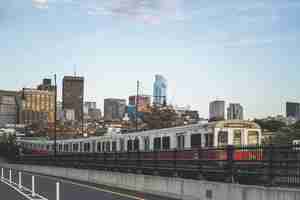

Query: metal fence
[[16, 144, 300, 188]]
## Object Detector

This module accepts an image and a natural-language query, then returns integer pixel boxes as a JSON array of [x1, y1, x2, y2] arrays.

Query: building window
[[154, 137, 161, 151], [233, 130, 242, 146], [248, 131, 259, 145], [218, 131, 228, 146], [177, 135, 185, 149], [134, 138, 139, 151], [191, 134, 202, 148], [144, 137, 150, 151], [162, 136, 170, 150]]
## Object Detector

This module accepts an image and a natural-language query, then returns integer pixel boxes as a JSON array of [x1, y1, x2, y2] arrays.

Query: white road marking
[[22, 171, 146, 200]]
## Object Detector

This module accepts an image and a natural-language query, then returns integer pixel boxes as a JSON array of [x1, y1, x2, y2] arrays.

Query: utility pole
[[82, 95, 84, 136], [136, 80, 139, 131], [54, 74, 57, 158]]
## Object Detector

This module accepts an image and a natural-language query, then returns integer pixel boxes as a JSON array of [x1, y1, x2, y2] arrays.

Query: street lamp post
[[54, 74, 57, 158]]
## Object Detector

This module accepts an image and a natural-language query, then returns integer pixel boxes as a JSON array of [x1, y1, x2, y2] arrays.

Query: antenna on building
[[74, 64, 77, 77]]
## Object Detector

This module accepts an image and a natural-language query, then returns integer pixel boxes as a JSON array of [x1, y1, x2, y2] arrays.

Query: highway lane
[[2, 168, 146, 200], [0, 181, 28, 200]]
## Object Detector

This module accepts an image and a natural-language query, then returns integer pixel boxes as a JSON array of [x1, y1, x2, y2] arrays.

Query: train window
[[84, 143, 90, 152], [134, 138, 139, 151], [80, 142, 83, 152], [218, 131, 228, 146], [177, 135, 185, 150], [46, 145, 50, 150], [248, 131, 259, 145], [154, 137, 161, 151], [59, 144, 63, 152], [144, 137, 150, 151], [204, 134, 214, 147], [162, 136, 170, 150], [191, 134, 202, 148], [63, 144, 69, 152], [97, 142, 101, 152], [73, 144, 79, 152], [106, 142, 111, 152], [233, 130, 242, 146], [102, 142, 105, 152], [92, 141, 96, 152], [127, 140, 133, 151], [112, 141, 117, 152], [120, 139, 125, 152]]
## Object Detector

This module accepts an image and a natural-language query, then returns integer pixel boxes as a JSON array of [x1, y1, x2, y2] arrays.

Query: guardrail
[[17, 144, 300, 188], [0, 167, 60, 200]]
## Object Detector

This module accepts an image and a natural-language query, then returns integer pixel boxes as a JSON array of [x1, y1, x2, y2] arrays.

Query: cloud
[[83, 0, 185, 24], [32, 0, 49, 9]]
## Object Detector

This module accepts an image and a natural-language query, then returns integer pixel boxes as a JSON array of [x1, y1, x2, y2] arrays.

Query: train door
[[177, 134, 185, 150]]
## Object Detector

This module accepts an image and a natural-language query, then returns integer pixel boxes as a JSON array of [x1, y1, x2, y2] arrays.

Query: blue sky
[[1, 0, 300, 118]]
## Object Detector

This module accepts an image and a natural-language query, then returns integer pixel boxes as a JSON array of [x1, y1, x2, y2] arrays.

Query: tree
[[208, 117, 225, 122], [143, 106, 181, 129], [254, 119, 286, 132]]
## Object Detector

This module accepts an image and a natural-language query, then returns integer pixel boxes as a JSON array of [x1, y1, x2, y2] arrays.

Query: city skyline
[[2, 0, 300, 118]]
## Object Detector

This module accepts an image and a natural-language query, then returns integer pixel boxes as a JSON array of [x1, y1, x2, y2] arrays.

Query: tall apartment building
[[153, 75, 167, 106], [0, 90, 20, 126], [209, 100, 225, 121], [286, 102, 300, 119], [227, 103, 244, 120], [19, 88, 55, 124], [62, 76, 84, 121], [104, 98, 126, 121]]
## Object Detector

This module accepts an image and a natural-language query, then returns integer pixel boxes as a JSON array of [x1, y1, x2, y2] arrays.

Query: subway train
[[18, 120, 262, 161]]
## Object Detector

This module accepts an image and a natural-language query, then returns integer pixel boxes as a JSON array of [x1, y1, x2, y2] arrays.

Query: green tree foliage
[[143, 106, 181, 129], [208, 117, 225, 122], [254, 119, 286, 132]]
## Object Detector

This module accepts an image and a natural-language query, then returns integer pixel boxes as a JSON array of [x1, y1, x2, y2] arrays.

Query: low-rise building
[[19, 88, 55, 124]]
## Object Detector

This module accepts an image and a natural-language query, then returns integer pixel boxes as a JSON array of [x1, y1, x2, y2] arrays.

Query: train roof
[[18, 120, 261, 144]]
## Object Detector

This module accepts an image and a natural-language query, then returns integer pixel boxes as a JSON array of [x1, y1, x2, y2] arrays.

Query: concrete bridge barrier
[[1, 163, 300, 200]]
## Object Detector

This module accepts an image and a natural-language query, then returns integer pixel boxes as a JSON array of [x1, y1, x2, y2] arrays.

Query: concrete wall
[[2, 163, 300, 200]]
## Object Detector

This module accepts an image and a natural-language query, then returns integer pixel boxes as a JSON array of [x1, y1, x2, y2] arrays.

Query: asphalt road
[[0, 181, 28, 200], [2, 168, 144, 200]]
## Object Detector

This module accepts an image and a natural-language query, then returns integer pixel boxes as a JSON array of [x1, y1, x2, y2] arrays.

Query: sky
[[1, 0, 300, 119]]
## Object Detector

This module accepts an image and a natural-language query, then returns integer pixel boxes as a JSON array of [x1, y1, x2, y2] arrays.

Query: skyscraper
[[0, 90, 20, 126], [286, 102, 300, 119], [62, 76, 84, 121], [128, 95, 151, 112], [209, 100, 225, 121], [153, 75, 167, 106], [84, 101, 97, 115], [104, 98, 126, 121], [227, 103, 244, 120]]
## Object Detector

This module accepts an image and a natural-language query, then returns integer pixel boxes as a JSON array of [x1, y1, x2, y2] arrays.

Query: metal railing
[[17, 144, 300, 188], [0, 167, 60, 200]]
